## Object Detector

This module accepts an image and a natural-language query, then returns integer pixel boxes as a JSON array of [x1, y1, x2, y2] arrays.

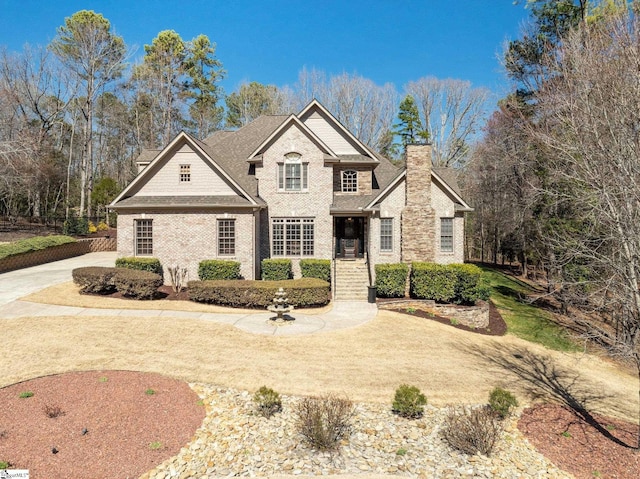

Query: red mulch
[[519, 403, 640, 479], [384, 300, 507, 336], [0, 370, 205, 479]]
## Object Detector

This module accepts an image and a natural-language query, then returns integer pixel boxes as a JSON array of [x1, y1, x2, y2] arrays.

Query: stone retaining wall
[[378, 298, 490, 329], [0, 237, 116, 274]]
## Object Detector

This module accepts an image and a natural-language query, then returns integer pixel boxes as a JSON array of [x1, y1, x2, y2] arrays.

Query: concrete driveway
[[0, 252, 117, 305]]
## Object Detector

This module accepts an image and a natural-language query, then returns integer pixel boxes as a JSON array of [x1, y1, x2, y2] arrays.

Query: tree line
[[0, 9, 489, 221], [463, 0, 640, 446]]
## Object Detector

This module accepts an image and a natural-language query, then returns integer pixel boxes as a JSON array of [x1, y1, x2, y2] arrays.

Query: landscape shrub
[[88, 221, 97, 234], [63, 216, 89, 235], [488, 387, 518, 419], [111, 268, 163, 300], [115, 257, 163, 277], [96, 221, 109, 231], [441, 405, 502, 456], [198, 259, 241, 280], [253, 386, 282, 418], [72, 266, 119, 294], [188, 278, 330, 308], [375, 263, 409, 297], [167, 265, 188, 293], [0, 235, 76, 260], [261, 259, 292, 280], [449, 264, 491, 304], [410, 263, 457, 302], [294, 394, 355, 451], [300, 259, 331, 283], [392, 384, 427, 418]]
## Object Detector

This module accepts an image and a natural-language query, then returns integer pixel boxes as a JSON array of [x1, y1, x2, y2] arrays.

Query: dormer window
[[278, 153, 308, 192], [341, 170, 358, 193], [180, 164, 191, 182]]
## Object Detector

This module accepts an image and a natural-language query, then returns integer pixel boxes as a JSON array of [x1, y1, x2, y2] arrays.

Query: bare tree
[[285, 68, 398, 152], [531, 5, 640, 447], [406, 77, 489, 168]]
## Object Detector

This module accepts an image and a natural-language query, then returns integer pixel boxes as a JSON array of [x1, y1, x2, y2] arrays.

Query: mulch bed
[[519, 403, 640, 479], [383, 300, 507, 336]]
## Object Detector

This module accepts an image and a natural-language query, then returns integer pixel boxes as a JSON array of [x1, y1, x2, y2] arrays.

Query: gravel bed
[[142, 385, 570, 479]]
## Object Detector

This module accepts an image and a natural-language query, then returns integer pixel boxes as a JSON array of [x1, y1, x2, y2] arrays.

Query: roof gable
[[247, 114, 337, 160], [110, 132, 258, 207], [298, 100, 379, 160]]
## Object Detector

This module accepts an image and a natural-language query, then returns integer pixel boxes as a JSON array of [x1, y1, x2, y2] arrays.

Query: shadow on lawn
[[464, 343, 634, 448]]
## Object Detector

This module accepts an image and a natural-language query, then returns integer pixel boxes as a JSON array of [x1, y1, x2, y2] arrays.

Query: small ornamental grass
[[488, 387, 518, 419], [392, 384, 427, 418], [441, 405, 502, 456], [294, 394, 355, 451], [253, 386, 282, 418]]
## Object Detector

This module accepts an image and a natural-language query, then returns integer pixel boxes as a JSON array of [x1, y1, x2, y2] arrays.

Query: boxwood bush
[[72, 266, 119, 294], [261, 259, 292, 280], [72, 266, 163, 299], [198, 259, 241, 280], [375, 263, 409, 297], [0, 235, 76, 260], [449, 263, 491, 304], [188, 278, 330, 308], [111, 268, 163, 300], [410, 263, 457, 302], [410, 263, 490, 304], [300, 259, 331, 283], [115, 257, 163, 277]]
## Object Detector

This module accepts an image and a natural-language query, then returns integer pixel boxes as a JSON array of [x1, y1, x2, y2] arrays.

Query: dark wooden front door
[[334, 217, 365, 258]]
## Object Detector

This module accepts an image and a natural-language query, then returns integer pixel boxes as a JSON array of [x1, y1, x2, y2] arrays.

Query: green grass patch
[[0, 235, 76, 260], [480, 266, 577, 352]]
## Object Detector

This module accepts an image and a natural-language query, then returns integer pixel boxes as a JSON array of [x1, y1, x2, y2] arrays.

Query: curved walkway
[[0, 252, 377, 336]]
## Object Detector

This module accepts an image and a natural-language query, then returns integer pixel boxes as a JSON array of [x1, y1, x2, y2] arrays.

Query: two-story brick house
[[110, 100, 472, 300]]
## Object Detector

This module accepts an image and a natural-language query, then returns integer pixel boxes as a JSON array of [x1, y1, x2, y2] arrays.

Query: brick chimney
[[401, 144, 436, 263]]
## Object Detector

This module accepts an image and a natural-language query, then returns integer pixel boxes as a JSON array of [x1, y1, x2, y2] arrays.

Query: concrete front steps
[[333, 258, 370, 301]]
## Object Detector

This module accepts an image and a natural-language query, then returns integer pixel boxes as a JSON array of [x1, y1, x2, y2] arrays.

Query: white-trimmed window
[[135, 219, 153, 256], [440, 218, 454, 252], [380, 218, 393, 252], [180, 164, 191, 182], [278, 153, 308, 192], [341, 170, 358, 193], [218, 219, 235, 256], [272, 218, 314, 256]]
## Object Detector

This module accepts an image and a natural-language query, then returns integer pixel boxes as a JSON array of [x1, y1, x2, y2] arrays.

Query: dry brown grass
[[1, 305, 636, 422]]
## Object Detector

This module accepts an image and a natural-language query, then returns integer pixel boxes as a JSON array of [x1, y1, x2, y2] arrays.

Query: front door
[[334, 217, 365, 258]]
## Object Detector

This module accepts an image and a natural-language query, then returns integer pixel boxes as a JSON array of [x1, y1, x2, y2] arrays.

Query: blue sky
[[0, 1, 530, 103]]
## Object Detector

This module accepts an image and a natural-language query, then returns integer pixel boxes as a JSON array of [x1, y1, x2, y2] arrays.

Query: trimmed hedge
[[449, 263, 491, 304], [410, 262, 490, 304], [0, 235, 76, 260], [72, 266, 162, 299], [410, 263, 457, 302], [115, 257, 163, 277], [188, 278, 330, 308], [261, 259, 292, 280], [375, 263, 409, 297], [300, 259, 331, 283], [198, 259, 241, 280], [111, 268, 163, 300], [72, 266, 119, 294]]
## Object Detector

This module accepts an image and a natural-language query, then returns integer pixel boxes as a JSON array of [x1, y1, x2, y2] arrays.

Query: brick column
[[401, 144, 436, 263]]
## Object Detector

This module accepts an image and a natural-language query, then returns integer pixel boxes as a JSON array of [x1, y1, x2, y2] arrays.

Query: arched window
[[341, 170, 358, 193], [278, 153, 308, 191]]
